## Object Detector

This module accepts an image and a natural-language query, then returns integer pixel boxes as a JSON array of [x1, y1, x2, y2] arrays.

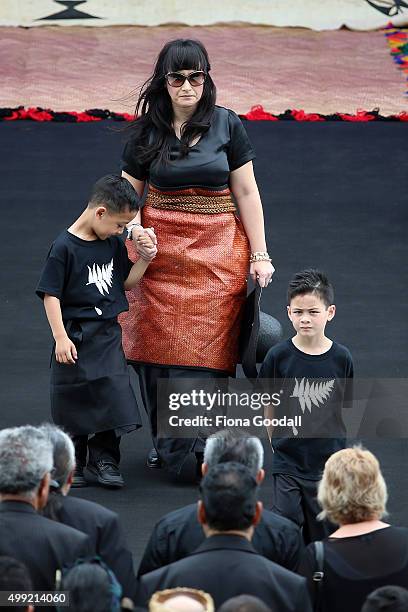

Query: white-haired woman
[[298, 447, 408, 612]]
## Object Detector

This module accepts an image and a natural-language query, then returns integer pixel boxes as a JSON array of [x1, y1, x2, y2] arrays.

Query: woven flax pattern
[[148, 186, 236, 214], [1, 26, 405, 115]]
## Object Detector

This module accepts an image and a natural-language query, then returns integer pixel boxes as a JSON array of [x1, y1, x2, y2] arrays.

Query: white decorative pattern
[[86, 259, 113, 296]]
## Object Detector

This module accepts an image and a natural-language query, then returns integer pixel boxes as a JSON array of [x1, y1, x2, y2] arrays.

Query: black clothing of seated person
[[41, 424, 136, 599], [136, 462, 311, 611], [301, 527, 408, 612], [0, 426, 91, 599], [139, 501, 301, 575], [0, 556, 34, 612], [299, 447, 408, 612], [139, 431, 303, 575]]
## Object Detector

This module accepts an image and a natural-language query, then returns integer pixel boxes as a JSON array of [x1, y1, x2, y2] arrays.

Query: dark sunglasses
[[165, 71, 206, 88]]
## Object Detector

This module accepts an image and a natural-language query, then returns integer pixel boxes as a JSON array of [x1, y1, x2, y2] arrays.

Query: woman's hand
[[133, 227, 158, 261], [250, 260, 275, 288]]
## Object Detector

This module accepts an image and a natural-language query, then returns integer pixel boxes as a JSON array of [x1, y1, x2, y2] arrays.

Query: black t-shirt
[[299, 526, 408, 612], [36, 230, 133, 321], [121, 106, 256, 189], [258, 338, 354, 479]]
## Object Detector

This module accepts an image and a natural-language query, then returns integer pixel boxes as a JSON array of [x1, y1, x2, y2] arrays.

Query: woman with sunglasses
[[120, 39, 274, 474]]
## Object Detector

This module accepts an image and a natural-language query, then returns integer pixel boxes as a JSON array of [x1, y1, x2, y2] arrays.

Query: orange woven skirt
[[119, 187, 250, 375]]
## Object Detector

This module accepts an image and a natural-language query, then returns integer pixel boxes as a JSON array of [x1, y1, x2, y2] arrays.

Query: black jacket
[[0, 500, 91, 590], [138, 502, 303, 575], [136, 534, 311, 611], [54, 494, 136, 598]]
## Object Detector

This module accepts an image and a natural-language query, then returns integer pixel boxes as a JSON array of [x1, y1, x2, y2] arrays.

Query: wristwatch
[[126, 223, 142, 241]]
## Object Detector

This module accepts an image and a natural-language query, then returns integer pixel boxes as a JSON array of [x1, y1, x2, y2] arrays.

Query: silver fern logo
[[291, 378, 335, 413], [86, 259, 114, 296]]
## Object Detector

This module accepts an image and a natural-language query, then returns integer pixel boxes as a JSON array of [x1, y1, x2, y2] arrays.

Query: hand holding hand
[[133, 227, 158, 262]]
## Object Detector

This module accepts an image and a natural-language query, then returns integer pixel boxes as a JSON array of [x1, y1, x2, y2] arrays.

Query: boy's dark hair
[[361, 586, 408, 612], [199, 461, 258, 531], [88, 174, 140, 213], [287, 268, 334, 308]]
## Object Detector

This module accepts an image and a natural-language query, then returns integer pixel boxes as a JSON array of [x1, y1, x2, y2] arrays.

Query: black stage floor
[[0, 121, 407, 567]]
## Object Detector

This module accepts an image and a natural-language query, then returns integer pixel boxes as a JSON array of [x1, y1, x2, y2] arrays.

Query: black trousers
[[271, 473, 335, 545], [132, 364, 227, 473], [72, 430, 121, 467]]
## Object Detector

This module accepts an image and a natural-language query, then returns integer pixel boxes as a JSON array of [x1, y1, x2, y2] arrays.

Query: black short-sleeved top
[[258, 338, 354, 479], [299, 526, 408, 612], [121, 106, 256, 189], [36, 230, 133, 321]]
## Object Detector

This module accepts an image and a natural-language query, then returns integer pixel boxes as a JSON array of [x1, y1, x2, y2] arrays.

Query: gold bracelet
[[250, 251, 272, 263]]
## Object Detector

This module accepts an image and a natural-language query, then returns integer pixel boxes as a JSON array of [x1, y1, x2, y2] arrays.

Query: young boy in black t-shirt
[[259, 269, 353, 543], [37, 174, 157, 489]]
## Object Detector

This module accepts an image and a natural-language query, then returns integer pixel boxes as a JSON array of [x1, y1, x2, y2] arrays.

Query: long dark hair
[[127, 39, 217, 166]]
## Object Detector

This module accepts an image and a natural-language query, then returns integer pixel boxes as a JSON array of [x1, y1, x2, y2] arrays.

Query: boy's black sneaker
[[146, 448, 162, 469], [84, 460, 124, 489], [71, 465, 87, 488]]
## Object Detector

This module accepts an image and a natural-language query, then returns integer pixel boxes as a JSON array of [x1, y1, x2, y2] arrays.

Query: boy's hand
[[133, 227, 158, 262], [55, 335, 78, 364], [124, 229, 158, 289]]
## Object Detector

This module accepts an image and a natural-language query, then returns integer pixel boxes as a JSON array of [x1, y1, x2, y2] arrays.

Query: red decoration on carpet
[[0, 106, 407, 122], [290, 109, 325, 121], [244, 105, 279, 121], [337, 110, 376, 122]]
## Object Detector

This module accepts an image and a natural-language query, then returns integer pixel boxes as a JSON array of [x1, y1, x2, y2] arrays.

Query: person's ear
[[28, 605, 35, 612], [197, 500, 207, 525], [201, 462, 208, 477], [37, 472, 51, 510], [95, 206, 107, 219], [256, 468, 265, 484], [327, 304, 336, 321], [252, 501, 263, 527], [65, 468, 75, 491], [287, 305, 292, 321]]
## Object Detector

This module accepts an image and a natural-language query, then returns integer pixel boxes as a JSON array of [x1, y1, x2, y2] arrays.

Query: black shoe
[[71, 465, 87, 488], [84, 460, 124, 489], [146, 448, 162, 469]]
